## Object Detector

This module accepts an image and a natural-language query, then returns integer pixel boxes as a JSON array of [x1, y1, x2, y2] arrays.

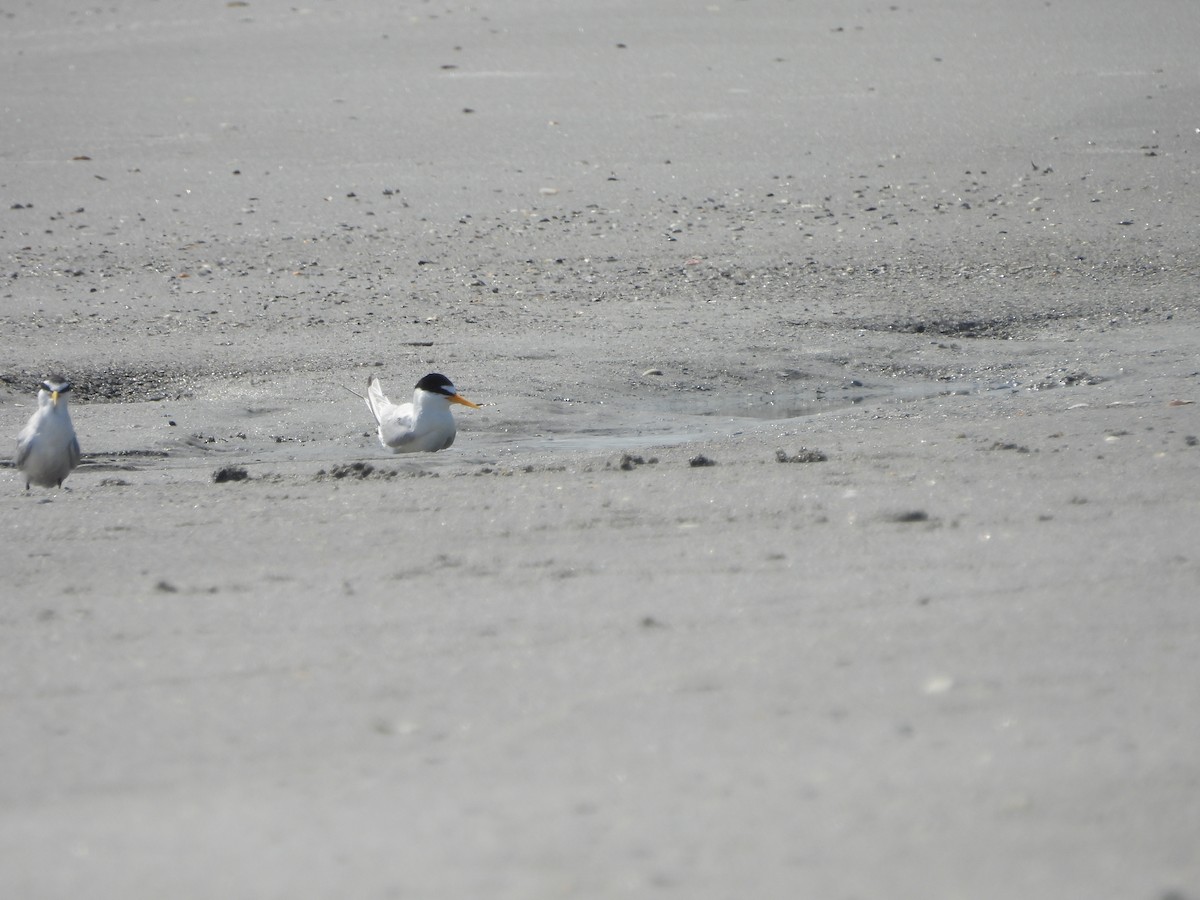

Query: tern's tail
[[365, 376, 388, 425]]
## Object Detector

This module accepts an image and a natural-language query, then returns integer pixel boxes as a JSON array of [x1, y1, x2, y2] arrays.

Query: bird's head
[[415, 372, 480, 409], [41, 376, 72, 406]]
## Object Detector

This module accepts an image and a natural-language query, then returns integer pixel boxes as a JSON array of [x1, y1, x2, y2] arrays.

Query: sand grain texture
[[3, 2, 1199, 898]]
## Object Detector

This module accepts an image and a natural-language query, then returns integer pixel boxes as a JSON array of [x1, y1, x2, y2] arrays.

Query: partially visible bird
[[359, 372, 480, 453], [16, 375, 81, 491]]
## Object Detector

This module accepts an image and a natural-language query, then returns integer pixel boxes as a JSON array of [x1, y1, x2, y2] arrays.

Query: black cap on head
[[41, 375, 71, 393], [415, 372, 456, 396]]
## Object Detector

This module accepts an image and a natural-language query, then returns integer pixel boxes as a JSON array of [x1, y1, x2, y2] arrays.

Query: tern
[[355, 372, 480, 453], [16, 376, 81, 490]]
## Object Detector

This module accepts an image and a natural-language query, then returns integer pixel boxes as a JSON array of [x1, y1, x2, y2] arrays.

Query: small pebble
[[887, 510, 929, 523], [923, 675, 955, 695]]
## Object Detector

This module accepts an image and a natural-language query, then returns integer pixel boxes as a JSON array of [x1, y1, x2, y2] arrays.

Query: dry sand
[[2, 1, 1199, 897]]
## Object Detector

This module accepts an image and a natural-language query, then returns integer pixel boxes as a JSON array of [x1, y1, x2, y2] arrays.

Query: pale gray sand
[[2, 2, 1199, 898]]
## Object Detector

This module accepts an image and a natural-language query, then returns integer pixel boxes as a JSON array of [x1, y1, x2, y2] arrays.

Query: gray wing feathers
[[384, 413, 420, 447], [15, 433, 33, 468]]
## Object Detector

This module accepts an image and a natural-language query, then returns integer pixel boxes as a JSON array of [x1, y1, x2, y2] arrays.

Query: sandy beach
[[3, 1, 1199, 897]]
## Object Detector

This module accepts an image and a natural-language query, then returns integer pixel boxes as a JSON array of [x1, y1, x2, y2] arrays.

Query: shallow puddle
[[60, 373, 1037, 478]]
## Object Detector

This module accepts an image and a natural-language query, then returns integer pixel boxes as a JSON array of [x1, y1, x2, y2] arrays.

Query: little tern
[[16, 376, 81, 490], [359, 372, 480, 453]]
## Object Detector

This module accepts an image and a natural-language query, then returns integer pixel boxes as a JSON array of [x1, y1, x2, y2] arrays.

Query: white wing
[[379, 405, 422, 448], [15, 433, 34, 469], [15, 411, 41, 469], [366, 377, 424, 448], [365, 376, 389, 425]]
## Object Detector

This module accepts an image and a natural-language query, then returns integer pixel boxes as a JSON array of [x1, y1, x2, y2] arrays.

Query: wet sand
[[3, 2, 1199, 897]]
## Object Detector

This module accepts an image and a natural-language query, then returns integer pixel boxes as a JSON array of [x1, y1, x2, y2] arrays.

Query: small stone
[[887, 510, 929, 523], [923, 675, 955, 695]]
